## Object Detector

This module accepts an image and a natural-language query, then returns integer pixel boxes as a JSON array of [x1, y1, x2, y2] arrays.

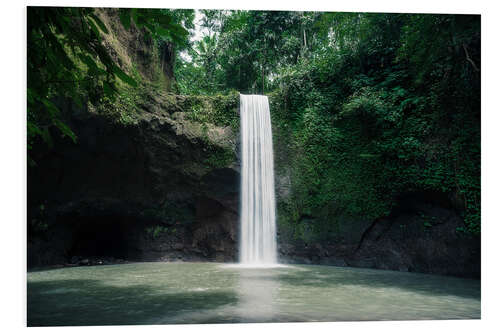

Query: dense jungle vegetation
[[177, 10, 481, 238], [27, 8, 480, 241]]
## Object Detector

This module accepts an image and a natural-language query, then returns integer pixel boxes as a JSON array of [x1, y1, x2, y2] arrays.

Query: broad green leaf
[[53, 119, 77, 143], [112, 65, 138, 87], [78, 53, 99, 71], [166, 22, 189, 37], [103, 81, 117, 101], [41, 99, 60, 117], [156, 27, 170, 38], [90, 13, 109, 34], [131, 8, 139, 27], [119, 9, 131, 30], [359, 153, 378, 158], [87, 18, 101, 39], [41, 127, 53, 148], [27, 88, 35, 104], [27, 122, 42, 136]]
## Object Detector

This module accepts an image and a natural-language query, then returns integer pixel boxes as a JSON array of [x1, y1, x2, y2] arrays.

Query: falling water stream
[[239, 94, 277, 265]]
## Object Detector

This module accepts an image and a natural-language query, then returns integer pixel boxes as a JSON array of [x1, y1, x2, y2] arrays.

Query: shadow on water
[[274, 265, 480, 301], [158, 268, 285, 324], [27, 278, 238, 327], [27, 263, 481, 326]]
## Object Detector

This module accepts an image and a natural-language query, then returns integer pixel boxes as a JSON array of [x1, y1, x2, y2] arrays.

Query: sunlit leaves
[[89, 13, 109, 34]]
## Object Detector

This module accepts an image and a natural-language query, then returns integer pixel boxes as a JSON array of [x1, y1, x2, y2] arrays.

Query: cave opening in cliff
[[63, 214, 140, 261]]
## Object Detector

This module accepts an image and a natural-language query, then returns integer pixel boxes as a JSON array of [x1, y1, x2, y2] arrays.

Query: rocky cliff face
[[28, 9, 241, 268], [96, 8, 173, 89], [275, 191, 480, 278], [28, 89, 241, 267]]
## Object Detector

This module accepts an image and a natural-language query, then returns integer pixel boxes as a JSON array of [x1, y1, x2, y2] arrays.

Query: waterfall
[[239, 94, 277, 265]]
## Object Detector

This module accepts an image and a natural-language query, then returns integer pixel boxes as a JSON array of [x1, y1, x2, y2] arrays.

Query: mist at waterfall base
[[238, 94, 279, 267]]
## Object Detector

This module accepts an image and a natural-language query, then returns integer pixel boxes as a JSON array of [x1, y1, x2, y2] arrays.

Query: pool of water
[[27, 262, 480, 326]]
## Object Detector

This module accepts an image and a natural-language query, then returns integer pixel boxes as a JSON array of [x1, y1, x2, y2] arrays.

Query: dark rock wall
[[28, 96, 239, 267], [27, 9, 240, 269], [275, 182, 480, 278]]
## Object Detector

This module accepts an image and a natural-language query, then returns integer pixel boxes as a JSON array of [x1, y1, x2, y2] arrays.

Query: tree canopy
[[173, 10, 480, 235]]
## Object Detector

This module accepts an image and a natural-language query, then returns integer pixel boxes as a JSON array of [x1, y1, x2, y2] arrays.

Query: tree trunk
[[261, 64, 264, 94]]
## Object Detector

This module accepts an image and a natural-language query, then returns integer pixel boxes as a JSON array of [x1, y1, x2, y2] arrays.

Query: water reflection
[[27, 262, 480, 326], [235, 268, 282, 321]]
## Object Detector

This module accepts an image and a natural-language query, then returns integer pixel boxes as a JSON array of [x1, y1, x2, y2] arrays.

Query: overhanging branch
[[463, 43, 479, 72]]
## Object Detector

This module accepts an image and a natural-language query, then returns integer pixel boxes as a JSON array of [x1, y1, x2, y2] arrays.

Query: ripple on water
[[27, 262, 480, 326]]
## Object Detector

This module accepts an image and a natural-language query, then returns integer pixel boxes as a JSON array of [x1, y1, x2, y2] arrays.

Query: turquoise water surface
[[27, 262, 480, 326]]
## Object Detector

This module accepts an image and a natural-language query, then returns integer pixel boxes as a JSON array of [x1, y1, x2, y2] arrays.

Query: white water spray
[[239, 94, 277, 265]]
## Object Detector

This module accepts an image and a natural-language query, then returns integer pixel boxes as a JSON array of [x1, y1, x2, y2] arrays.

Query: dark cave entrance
[[63, 214, 142, 260]]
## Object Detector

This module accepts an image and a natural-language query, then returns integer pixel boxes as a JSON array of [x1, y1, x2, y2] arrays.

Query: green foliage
[[175, 10, 320, 95], [146, 225, 177, 239], [29, 203, 50, 234], [185, 92, 239, 129], [27, 7, 190, 164], [117, 8, 189, 44], [91, 71, 151, 126], [269, 12, 480, 237], [204, 147, 235, 169], [142, 201, 194, 225]]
